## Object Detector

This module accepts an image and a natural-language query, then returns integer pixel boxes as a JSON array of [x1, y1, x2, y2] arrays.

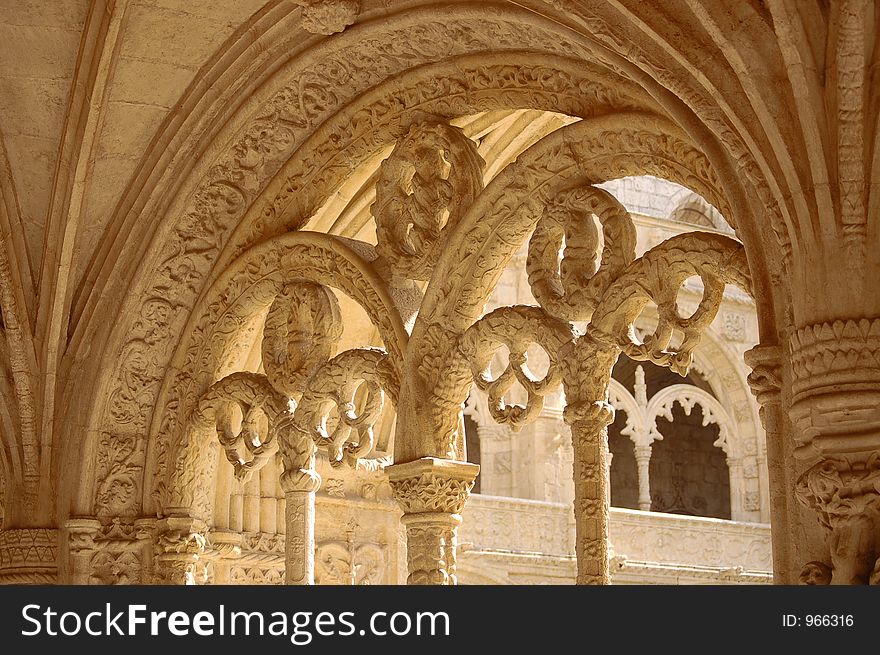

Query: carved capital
[[388, 458, 478, 586], [280, 467, 322, 494], [744, 344, 783, 408], [795, 454, 880, 584], [0, 528, 59, 584], [788, 318, 880, 457], [153, 517, 208, 585], [387, 458, 479, 516], [65, 518, 101, 555], [795, 455, 880, 529]]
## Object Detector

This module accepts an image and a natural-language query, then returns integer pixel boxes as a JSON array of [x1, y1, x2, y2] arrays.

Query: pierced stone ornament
[[527, 185, 636, 321], [291, 348, 397, 468], [459, 306, 573, 430], [193, 372, 288, 483]]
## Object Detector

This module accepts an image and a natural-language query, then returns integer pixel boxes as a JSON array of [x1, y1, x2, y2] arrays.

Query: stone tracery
[[0, 0, 877, 587]]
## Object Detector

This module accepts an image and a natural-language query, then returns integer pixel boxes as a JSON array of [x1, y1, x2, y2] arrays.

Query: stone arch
[[145, 231, 408, 520], [646, 385, 734, 457], [646, 384, 738, 519], [405, 113, 745, 461], [70, 52, 664, 520], [68, 2, 784, 526]]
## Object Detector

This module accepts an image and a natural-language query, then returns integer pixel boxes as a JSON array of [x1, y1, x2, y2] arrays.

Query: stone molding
[[0, 528, 59, 584]]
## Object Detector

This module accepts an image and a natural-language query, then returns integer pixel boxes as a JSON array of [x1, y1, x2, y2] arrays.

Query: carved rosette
[[795, 455, 880, 584], [387, 458, 479, 585], [261, 281, 343, 398], [0, 528, 59, 584]]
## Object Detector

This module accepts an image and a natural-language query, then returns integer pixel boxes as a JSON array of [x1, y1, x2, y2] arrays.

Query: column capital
[[64, 518, 102, 554], [795, 454, 880, 584], [788, 318, 880, 458], [387, 458, 479, 585], [387, 458, 479, 516], [280, 467, 321, 494], [153, 517, 208, 585]]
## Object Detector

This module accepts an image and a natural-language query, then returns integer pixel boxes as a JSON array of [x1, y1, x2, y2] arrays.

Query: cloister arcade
[[0, 0, 878, 586]]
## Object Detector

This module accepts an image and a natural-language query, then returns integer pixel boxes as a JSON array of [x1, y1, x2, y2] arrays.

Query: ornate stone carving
[[315, 541, 387, 585], [261, 281, 342, 398], [373, 120, 484, 281], [388, 458, 479, 585], [788, 318, 880, 458], [527, 185, 636, 321], [390, 470, 474, 516], [194, 372, 289, 483], [795, 454, 880, 584], [0, 528, 58, 584], [459, 306, 573, 429], [799, 561, 832, 585], [89, 551, 141, 585], [295, 0, 360, 35], [589, 233, 751, 376], [153, 518, 209, 585], [646, 384, 733, 456], [292, 348, 397, 468]]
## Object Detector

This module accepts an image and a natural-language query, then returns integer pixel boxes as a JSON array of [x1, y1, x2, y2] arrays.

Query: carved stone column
[[280, 468, 321, 585], [387, 457, 478, 585], [566, 401, 614, 584], [787, 318, 880, 584], [0, 528, 59, 584], [789, 319, 880, 584], [561, 337, 618, 585], [153, 517, 208, 584], [634, 445, 653, 511], [745, 344, 791, 582]]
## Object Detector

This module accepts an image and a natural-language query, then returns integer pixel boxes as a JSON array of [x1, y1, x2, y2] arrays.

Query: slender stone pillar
[[387, 457, 479, 585], [65, 518, 100, 585], [567, 401, 614, 584], [745, 344, 791, 582], [560, 336, 618, 585], [280, 466, 321, 585], [634, 445, 653, 511]]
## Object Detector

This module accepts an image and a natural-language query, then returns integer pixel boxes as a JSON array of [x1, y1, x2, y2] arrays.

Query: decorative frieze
[[788, 318, 880, 458], [0, 528, 58, 584]]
